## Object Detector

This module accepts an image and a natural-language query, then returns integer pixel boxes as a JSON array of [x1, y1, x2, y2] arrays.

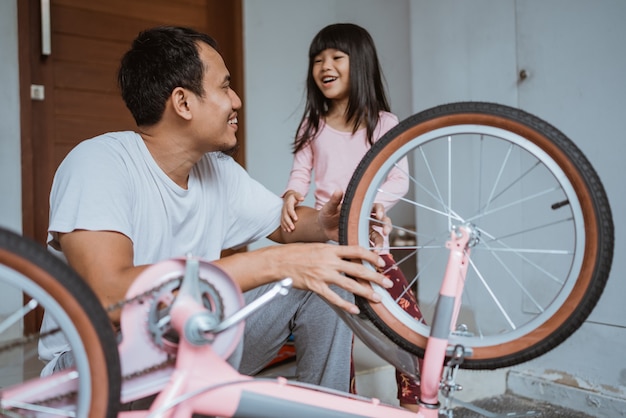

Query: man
[[39, 26, 392, 392]]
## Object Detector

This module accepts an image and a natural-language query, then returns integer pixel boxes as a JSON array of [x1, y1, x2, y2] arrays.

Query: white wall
[[410, 1, 519, 109], [513, 2, 626, 414], [0, 0, 22, 233], [409, 0, 625, 414]]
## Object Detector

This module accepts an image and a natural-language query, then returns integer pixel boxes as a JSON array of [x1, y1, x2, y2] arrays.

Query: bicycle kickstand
[[439, 343, 468, 418], [439, 343, 540, 418]]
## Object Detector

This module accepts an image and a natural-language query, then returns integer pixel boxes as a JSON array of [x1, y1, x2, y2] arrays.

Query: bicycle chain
[[0, 278, 179, 356], [107, 276, 184, 381], [0, 277, 185, 415]]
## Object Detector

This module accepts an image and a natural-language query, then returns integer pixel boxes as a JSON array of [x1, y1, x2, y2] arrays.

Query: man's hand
[[280, 243, 393, 314], [317, 189, 343, 242]]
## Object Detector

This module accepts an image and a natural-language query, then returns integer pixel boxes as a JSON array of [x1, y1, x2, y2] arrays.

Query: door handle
[[41, 0, 51, 56]]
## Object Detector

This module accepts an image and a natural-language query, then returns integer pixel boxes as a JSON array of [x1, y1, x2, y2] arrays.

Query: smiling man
[[38, 26, 392, 393]]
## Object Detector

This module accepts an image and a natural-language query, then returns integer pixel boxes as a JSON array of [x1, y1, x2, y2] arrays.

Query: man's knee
[[53, 351, 76, 372]]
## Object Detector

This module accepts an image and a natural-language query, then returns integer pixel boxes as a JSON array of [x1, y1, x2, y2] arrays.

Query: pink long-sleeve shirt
[[285, 111, 409, 211]]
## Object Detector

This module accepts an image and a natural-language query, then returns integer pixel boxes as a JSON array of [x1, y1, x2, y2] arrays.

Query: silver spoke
[[467, 255, 516, 331], [467, 186, 562, 223], [477, 226, 569, 286], [482, 143, 513, 215], [0, 299, 38, 334]]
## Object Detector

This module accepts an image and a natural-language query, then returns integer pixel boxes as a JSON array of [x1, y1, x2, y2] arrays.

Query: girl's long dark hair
[[293, 23, 390, 153]]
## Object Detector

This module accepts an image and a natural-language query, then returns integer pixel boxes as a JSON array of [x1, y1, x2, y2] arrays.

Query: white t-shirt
[[39, 131, 282, 373]]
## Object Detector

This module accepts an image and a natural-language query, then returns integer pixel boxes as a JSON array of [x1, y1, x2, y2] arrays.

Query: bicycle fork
[[419, 224, 474, 413]]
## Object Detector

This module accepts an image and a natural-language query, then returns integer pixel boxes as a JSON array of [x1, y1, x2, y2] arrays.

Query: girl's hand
[[368, 203, 391, 251], [281, 190, 305, 232]]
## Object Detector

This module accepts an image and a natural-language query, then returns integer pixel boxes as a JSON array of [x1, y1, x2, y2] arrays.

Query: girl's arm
[[374, 114, 410, 210], [284, 143, 314, 199], [282, 143, 314, 231], [376, 155, 410, 210]]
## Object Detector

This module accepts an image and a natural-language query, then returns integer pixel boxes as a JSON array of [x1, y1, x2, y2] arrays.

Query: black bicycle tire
[[339, 101, 614, 369], [0, 227, 121, 416]]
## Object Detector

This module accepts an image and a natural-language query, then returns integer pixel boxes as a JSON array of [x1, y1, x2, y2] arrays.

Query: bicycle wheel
[[0, 227, 120, 416], [340, 102, 614, 369]]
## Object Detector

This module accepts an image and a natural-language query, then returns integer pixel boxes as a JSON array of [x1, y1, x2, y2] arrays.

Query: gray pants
[[238, 284, 353, 392]]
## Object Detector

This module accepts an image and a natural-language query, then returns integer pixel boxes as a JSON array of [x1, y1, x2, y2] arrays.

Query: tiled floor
[[0, 340, 43, 389], [453, 394, 596, 418]]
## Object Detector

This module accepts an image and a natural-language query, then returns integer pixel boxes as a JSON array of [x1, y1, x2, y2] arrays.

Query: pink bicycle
[[0, 102, 614, 417]]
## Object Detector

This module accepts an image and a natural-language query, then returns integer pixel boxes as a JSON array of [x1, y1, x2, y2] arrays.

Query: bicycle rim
[[0, 228, 120, 416], [340, 102, 614, 369]]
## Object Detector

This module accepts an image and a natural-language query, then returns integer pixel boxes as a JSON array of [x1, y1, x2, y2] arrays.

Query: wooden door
[[18, 0, 245, 244], [17, 0, 244, 332]]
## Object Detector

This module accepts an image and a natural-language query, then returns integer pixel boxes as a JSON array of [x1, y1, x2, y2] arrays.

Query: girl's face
[[312, 48, 350, 101]]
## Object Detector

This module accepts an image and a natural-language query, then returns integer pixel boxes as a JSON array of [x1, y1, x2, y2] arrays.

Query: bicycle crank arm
[[207, 278, 293, 333]]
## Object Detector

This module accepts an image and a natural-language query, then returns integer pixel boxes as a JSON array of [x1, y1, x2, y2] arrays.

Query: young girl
[[281, 23, 423, 409]]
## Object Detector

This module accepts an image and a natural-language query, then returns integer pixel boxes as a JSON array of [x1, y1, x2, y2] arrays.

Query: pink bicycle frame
[[117, 226, 472, 417], [0, 226, 472, 417], [419, 225, 472, 407]]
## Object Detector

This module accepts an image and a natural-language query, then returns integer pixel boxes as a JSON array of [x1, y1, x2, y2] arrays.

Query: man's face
[[191, 42, 242, 153]]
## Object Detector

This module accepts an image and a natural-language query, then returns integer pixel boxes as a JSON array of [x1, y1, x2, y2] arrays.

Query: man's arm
[[58, 230, 149, 323], [60, 227, 393, 317], [268, 189, 343, 243], [268, 189, 390, 248], [214, 242, 392, 314]]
